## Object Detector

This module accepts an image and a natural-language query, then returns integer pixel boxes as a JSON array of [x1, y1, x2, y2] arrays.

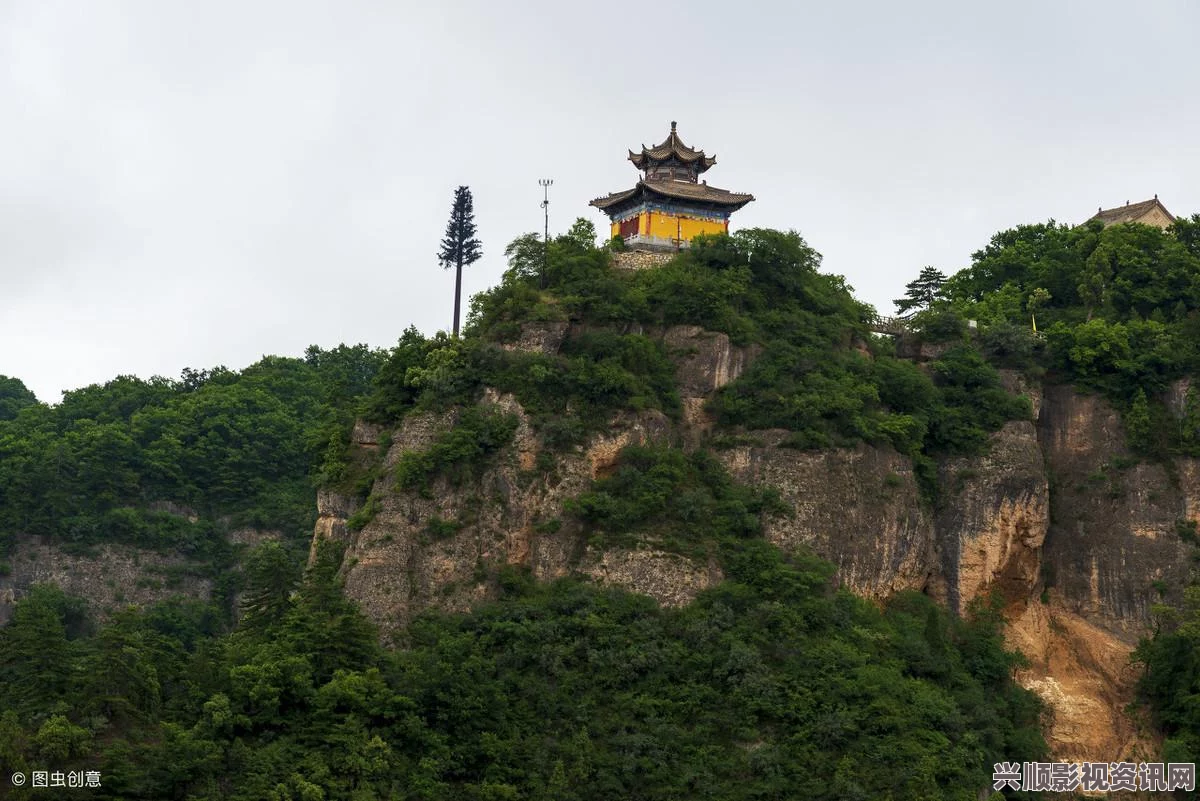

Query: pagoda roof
[[1086, 196, 1175, 226], [590, 179, 754, 212], [628, 122, 717, 172]]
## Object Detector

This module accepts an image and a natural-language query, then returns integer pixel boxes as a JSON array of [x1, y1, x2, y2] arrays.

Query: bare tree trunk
[[452, 257, 463, 337]]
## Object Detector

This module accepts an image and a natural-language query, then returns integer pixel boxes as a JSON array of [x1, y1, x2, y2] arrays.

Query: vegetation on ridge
[[0, 345, 386, 571], [363, 221, 1028, 503], [33, 211, 1200, 797], [930, 214, 1200, 456]]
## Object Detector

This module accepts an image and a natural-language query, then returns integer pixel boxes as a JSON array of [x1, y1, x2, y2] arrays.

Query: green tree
[[1027, 287, 1051, 332], [1171, 213, 1200, 258], [562, 217, 597, 251], [0, 375, 37, 421], [1125, 388, 1154, 453], [0, 586, 89, 716], [895, 266, 947, 315], [438, 186, 483, 337], [1078, 243, 1114, 320], [239, 541, 302, 632]]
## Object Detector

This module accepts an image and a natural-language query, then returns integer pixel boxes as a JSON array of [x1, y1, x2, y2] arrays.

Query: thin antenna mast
[[539, 179, 553, 288]]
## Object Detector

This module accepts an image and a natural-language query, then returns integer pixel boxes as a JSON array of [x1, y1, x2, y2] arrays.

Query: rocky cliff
[[313, 325, 1197, 762], [0, 521, 279, 626], [311, 326, 752, 633], [0, 535, 212, 625]]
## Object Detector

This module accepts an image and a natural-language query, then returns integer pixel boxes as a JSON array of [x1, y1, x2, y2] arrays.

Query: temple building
[[1085, 196, 1175, 229], [590, 122, 754, 250]]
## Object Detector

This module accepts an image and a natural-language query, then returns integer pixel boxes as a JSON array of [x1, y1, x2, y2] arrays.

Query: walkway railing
[[868, 315, 912, 336]]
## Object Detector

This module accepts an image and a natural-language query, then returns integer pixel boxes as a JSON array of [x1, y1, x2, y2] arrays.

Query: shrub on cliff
[[393, 406, 519, 492], [566, 444, 787, 556]]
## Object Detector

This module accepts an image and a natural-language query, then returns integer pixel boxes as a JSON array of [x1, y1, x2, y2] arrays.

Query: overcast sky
[[3, 1, 1198, 402]]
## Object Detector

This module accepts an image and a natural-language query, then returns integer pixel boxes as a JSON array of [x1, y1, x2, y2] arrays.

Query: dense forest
[[4, 214, 1200, 798]]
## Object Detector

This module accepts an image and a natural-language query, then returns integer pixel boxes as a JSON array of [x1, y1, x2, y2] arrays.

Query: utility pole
[[539, 179, 552, 289]]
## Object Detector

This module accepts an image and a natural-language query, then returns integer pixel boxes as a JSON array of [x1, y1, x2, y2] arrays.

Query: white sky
[[3, 0, 1198, 402]]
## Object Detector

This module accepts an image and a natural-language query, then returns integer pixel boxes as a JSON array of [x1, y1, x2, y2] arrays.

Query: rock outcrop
[[1038, 385, 1191, 642], [315, 323, 1198, 760], [720, 436, 935, 599], [315, 396, 685, 636], [316, 324, 764, 636], [0, 536, 212, 625], [933, 421, 1048, 614]]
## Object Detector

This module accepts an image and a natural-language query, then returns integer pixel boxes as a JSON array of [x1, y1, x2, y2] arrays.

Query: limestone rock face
[[318, 323, 760, 635], [660, 325, 759, 397], [499, 321, 570, 354], [578, 549, 722, 608], [1165, 376, 1192, 418], [719, 436, 935, 599], [0, 537, 211, 625], [314, 488, 357, 547], [1038, 386, 1191, 643], [934, 421, 1049, 614], [998, 368, 1043, 421], [318, 392, 679, 636], [929, 385, 1193, 761]]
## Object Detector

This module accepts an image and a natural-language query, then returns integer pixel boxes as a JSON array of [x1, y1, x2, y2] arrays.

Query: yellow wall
[[611, 211, 726, 244], [646, 212, 724, 242]]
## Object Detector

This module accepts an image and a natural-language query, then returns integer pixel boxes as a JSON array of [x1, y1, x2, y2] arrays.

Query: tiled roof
[[1086, 197, 1175, 226], [590, 179, 754, 212], [589, 187, 641, 210], [628, 122, 717, 172]]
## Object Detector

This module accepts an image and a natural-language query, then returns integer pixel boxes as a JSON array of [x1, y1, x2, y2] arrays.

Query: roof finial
[[670, 120, 677, 133], [1155, 193, 1158, 199]]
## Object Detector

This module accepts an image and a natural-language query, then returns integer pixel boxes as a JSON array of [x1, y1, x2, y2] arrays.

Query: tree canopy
[[0, 345, 387, 563], [438, 185, 483, 337], [894, 266, 947, 315]]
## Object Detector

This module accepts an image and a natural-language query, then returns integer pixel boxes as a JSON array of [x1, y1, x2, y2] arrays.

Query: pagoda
[[590, 122, 754, 250]]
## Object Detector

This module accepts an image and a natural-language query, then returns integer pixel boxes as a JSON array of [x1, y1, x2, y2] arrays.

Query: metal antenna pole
[[539, 179, 552, 289]]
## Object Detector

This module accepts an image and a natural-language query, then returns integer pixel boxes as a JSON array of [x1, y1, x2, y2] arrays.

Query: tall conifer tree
[[894, 266, 947, 315], [438, 186, 483, 336]]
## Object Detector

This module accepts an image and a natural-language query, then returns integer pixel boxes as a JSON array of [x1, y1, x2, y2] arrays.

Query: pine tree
[[438, 186, 483, 337], [894, 266, 947, 315]]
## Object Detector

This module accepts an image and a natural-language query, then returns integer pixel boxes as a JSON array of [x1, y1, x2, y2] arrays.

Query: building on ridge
[[1085, 196, 1175, 229], [590, 122, 754, 251]]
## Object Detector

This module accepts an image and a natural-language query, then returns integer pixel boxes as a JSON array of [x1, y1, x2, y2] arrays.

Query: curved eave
[[590, 182, 755, 215], [628, 149, 717, 172], [641, 182, 754, 210], [589, 187, 640, 211]]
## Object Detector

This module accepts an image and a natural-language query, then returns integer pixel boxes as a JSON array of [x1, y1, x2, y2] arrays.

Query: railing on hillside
[[868, 315, 912, 336]]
